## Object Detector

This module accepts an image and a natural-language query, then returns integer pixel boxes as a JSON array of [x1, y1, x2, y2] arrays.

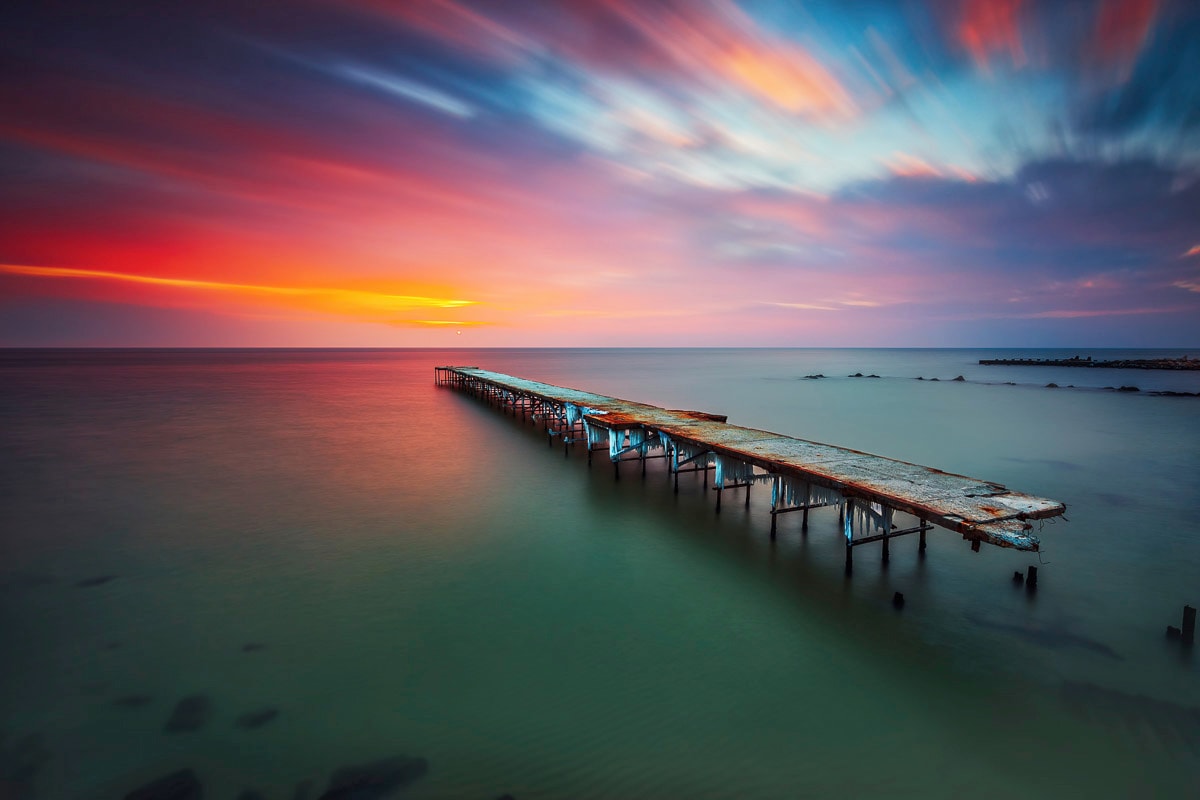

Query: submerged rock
[[319, 755, 429, 799], [124, 769, 201, 800], [803, 374, 825, 379], [236, 708, 280, 730], [1117, 385, 1140, 392], [1045, 383, 1059, 388], [163, 695, 211, 733], [76, 575, 117, 588], [115, 695, 154, 709], [848, 372, 864, 377], [867, 374, 880, 378], [952, 375, 965, 382], [1, 732, 51, 793]]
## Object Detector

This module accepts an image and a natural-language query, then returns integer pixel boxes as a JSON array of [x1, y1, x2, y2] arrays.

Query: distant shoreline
[[979, 356, 1198, 371]]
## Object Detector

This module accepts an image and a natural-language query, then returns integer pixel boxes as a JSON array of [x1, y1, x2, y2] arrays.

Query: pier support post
[[672, 445, 679, 494], [801, 484, 809, 532], [641, 450, 647, 478], [919, 522, 927, 556], [770, 512, 777, 540], [881, 535, 890, 566], [1183, 605, 1196, 645], [715, 488, 722, 514], [844, 499, 854, 577], [1026, 565, 1038, 592], [745, 482, 751, 509], [614, 459, 620, 482]]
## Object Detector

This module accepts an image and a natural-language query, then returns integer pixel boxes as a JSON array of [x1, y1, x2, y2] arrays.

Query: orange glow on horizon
[[0, 263, 480, 324]]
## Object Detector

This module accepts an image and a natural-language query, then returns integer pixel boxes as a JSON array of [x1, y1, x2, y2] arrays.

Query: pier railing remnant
[[435, 367, 1066, 572]]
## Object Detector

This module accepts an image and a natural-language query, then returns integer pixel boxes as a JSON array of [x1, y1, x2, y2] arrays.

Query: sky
[[1, 0, 1198, 347]]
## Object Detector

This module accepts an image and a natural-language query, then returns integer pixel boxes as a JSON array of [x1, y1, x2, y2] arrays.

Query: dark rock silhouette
[[163, 695, 211, 733], [966, 613, 1121, 660], [76, 575, 117, 587], [236, 708, 280, 730], [929, 377, 939, 381], [848, 372, 863, 377], [1059, 681, 1200, 757], [1045, 383, 1058, 388], [803, 374, 825, 379], [867, 374, 880, 378], [115, 695, 154, 709], [124, 769, 202, 800], [1, 731, 51, 796], [1117, 385, 1139, 392], [318, 755, 429, 799], [952, 375, 965, 381]]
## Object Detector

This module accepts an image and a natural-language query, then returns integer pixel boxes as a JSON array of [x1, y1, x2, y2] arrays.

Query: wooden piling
[[1183, 605, 1196, 645], [1026, 565, 1038, 591]]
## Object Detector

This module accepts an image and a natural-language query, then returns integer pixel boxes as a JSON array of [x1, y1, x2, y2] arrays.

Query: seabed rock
[[952, 375, 965, 382], [163, 695, 211, 733], [318, 755, 429, 799], [76, 575, 117, 588], [123, 769, 202, 800], [236, 708, 280, 730]]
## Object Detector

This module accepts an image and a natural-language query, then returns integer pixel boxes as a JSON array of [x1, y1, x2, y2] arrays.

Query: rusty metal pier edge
[[435, 366, 1066, 573]]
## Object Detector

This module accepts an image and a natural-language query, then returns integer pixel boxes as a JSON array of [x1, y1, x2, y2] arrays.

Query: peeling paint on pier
[[435, 367, 1065, 556]]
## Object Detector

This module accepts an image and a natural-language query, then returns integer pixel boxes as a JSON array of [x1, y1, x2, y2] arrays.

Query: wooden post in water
[[844, 499, 854, 577], [1183, 605, 1196, 645]]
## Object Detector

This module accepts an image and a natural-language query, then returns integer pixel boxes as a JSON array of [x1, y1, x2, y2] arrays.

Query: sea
[[1, 348, 1198, 799]]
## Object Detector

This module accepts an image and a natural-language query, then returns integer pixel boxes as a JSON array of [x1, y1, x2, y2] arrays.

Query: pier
[[436, 367, 1066, 570]]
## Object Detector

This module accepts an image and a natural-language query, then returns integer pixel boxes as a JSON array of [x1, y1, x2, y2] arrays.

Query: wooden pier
[[436, 367, 1066, 569]]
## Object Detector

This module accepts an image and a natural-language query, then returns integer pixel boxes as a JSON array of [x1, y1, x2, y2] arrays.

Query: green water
[[1, 349, 1197, 798]]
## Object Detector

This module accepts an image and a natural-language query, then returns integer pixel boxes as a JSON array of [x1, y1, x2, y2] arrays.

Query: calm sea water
[[1, 348, 1198, 798]]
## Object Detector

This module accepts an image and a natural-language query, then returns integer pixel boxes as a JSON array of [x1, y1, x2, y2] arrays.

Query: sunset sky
[[2, 0, 1198, 346]]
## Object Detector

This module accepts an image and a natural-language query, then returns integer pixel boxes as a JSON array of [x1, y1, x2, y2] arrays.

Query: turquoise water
[[1, 348, 1198, 798]]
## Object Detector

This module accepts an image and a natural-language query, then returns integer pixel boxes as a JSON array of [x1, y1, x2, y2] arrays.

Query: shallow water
[[1, 348, 1198, 798]]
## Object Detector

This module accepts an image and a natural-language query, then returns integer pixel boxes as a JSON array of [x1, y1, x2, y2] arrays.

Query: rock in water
[[76, 575, 117, 587], [319, 755, 429, 799], [124, 769, 202, 800], [236, 708, 280, 730], [163, 695, 211, 733]]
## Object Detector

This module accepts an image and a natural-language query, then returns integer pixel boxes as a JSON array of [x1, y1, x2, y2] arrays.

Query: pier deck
[[436, 367, 1065, 554]]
